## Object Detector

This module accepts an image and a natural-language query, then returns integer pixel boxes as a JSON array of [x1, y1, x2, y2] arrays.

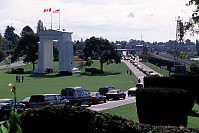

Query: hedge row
[[144, 74, 199, 100], [19, 105, 199, 133], [148, 56, 174, 70], [136, 87, 195, 127]]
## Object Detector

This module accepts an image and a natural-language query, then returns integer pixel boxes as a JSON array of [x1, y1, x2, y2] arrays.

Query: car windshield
[[30, 96, 44, 102], [62, 90, 74, 97], [99, 88, 107, 91], [108, 90, 118, 94], [90, 92, 97, 96]]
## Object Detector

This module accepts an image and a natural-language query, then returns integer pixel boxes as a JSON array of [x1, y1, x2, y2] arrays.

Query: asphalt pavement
[[88, 93, 136, 111]]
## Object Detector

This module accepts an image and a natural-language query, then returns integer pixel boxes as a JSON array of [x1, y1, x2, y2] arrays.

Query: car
[[61, 87, 91, 106], [90, 92, 106, 104], [0, 103, 12, 120], [0, 99, 25, 112], [98, 86, 115, 96], [20, 97, 30, 108], [106, 90, 126, 100], [128, 87, 137, 96], [136, 83, 144, 88], [29, 94, 69, 108]]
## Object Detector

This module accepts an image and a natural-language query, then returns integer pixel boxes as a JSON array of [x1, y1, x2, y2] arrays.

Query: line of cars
[[130, 59, 159, 76], [0, 86, 127, 121]]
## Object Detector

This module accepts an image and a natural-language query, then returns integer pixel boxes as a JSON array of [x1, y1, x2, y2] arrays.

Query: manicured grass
[[0, 61, 137, 101], [102, 102, 199, 129], [141, 61, 173, 76], [101, 103, 139, 122]]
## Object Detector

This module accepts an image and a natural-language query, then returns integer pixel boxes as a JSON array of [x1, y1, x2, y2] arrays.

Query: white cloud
[[0, 0, 198, 42]]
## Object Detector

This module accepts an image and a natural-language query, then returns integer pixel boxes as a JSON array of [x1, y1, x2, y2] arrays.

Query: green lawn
[[102, 102, 199, 129], [141, 61, 173, 76], [0, 61, 137, 101]]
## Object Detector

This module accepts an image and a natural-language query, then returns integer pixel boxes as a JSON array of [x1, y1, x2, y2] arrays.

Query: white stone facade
[[37, 29, 74, 73]]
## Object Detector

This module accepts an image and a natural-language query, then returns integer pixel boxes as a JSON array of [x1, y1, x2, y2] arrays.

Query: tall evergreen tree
[[4, 26, 19, 49]]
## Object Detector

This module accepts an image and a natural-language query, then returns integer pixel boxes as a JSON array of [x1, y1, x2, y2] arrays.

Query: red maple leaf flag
[[44, 8, 51, 12]]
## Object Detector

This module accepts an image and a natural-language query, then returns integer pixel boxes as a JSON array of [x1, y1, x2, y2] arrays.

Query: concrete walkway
[[0, 61, 28, 70]]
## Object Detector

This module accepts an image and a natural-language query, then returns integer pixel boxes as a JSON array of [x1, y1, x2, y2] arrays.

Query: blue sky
[[0, 0, 198, 42]]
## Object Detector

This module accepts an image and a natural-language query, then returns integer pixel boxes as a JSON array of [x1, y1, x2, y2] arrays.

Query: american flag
[[53, 9, 60, 14]]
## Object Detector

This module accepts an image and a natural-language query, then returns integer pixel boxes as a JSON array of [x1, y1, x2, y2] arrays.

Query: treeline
[[0, 20, 44, 70]]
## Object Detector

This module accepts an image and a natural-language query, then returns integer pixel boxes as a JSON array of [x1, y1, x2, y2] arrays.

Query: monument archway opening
[[37, 29, 74, 73]]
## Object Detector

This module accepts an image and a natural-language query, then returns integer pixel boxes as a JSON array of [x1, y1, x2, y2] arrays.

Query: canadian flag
[[44, 8, 51, 12]]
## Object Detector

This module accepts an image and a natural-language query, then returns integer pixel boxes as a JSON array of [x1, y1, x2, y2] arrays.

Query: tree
[[12, 26, 39, 70], [83, 36, 121, 71], [21, 25, 34, 36], [4, 26, 19, 49]]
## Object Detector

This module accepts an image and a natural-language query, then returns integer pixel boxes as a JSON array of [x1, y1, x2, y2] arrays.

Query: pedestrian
[[16, 75, 18, 82], [138, 79, 141, 83], [18, 75, 20, 82], [22, 75, 24, 83]]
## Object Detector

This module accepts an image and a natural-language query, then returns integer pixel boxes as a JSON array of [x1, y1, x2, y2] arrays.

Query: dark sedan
[[0, 99, 26, 112], [106, 90, 126, 100], [128, 87, 137, 96], [0, 103, 12, 120], [90, 92, 106, 104]]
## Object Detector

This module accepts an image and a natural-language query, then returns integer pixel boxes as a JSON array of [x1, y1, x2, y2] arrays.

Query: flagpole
[[59, 9, 60, 30], [51, 9, 52, 29]]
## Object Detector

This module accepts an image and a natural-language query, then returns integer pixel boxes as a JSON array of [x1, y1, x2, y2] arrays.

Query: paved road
[[122, 60, 163, 84], [122, 60, 146, 83], [88, 93, 136, 111]]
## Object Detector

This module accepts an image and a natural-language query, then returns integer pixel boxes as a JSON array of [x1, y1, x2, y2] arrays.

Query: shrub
[[19, 105, 199, 133], [85, 68, 104, 74], [144, 74, 199, 101], [12, 68, 24, 74], [136, 87, 194, 127], [59, 71, 72, 76]]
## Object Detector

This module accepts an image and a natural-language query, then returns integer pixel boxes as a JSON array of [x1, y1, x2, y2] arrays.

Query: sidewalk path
[[0, 61, 28, 69]]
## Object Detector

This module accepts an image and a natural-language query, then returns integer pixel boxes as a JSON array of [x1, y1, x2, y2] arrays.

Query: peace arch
[[37, 29, 74, 73]]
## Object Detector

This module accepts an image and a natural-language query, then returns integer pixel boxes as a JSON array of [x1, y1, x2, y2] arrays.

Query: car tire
[[3, 114, 8, 120], [104, 99, 106, 103]]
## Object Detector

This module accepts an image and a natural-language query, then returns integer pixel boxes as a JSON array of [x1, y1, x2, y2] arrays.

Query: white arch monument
[[37, 29, 74, 73]]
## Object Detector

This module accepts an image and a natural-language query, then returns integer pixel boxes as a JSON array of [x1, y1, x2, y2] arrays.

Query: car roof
[[62, 87, 87, 91], [0, 99, 13, 101], [31, 94, 60, 97]]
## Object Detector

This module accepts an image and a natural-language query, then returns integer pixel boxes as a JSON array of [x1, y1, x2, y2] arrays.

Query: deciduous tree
[[83, 36, 121, 71]]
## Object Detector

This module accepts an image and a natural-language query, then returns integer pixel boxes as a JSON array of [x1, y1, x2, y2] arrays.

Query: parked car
[[0, 99, 25, 112], [128, 87, 137, 96], [106, 90, 126, 100], [99, 86, 115, 96], [90, 92, 106, 104], [29, 94, 69, 108], [20, 97, 30, 108], [61, 87, 91, 106], [0, 103, 12, 120]]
